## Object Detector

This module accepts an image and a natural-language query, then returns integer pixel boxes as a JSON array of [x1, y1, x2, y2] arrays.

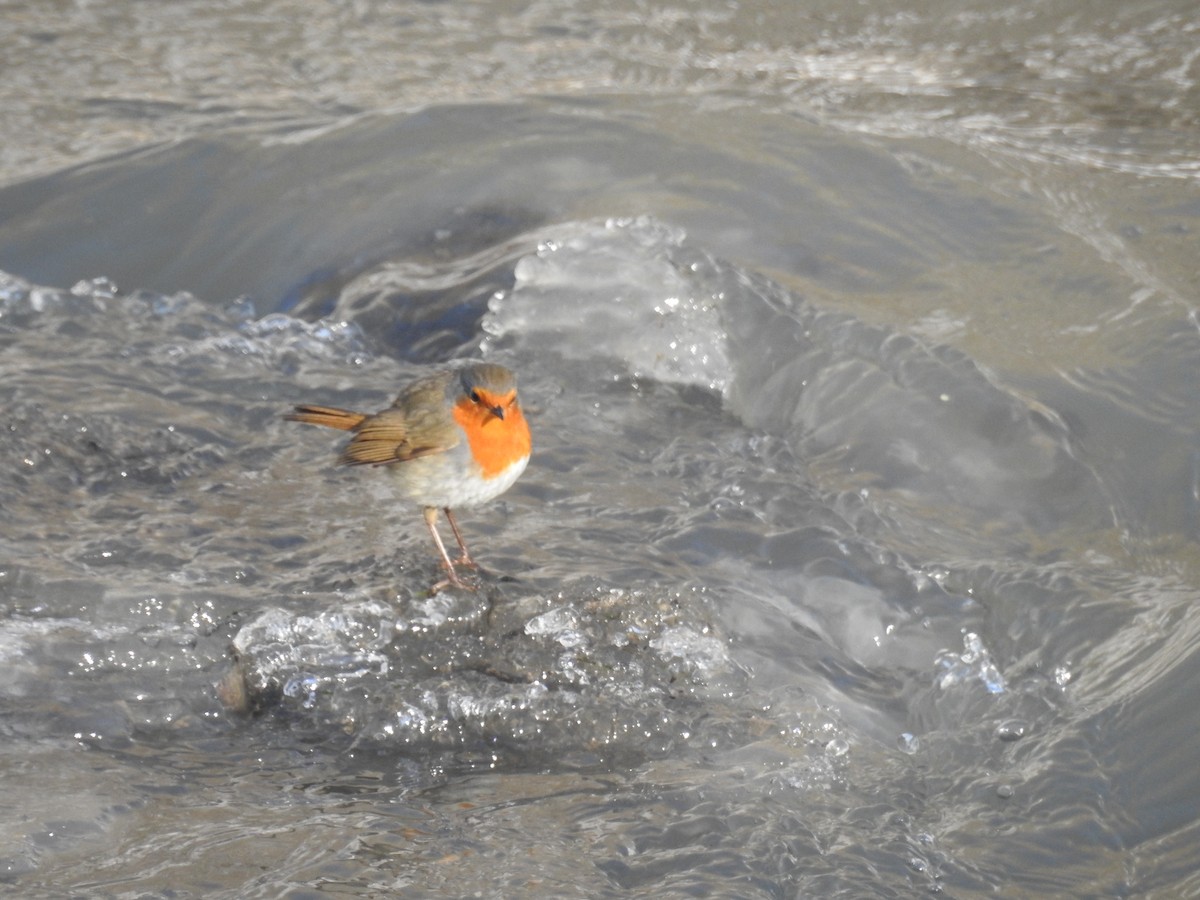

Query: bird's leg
[[443, 507, 478, 569], [423, 506, 471, 591]]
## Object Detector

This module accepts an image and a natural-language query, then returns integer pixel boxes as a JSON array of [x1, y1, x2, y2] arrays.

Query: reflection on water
[[1, 0, 1199, 895]]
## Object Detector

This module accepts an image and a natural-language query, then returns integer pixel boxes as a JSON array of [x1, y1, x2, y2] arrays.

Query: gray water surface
[[1, 1, 1198, 896]]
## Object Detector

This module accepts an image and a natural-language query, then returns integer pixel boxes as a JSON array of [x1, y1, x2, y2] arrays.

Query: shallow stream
[[1, 1, 1198, 895]]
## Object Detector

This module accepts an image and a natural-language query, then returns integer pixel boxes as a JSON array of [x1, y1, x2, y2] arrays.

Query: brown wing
[[338, 408, 459, 466]]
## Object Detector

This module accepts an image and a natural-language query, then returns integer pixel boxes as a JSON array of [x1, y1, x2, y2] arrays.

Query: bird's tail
[[284, 404, 368, 431]]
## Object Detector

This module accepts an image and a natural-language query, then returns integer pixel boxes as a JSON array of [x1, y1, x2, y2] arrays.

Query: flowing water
[[1, 0, 1198, 896]]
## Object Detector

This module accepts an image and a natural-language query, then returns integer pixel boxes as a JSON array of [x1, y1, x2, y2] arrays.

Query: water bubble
[[283, 674, 320, 710], [897, 732, 920, 754], [649, 625, 730, 677], [934, 631, 1006, 693], [70, 276, 118, 299], [525, 606, 582, 643], [224, 296, 256, 321], [925, 566, 950, 587], [824, 738, 850, 758], [996, 719, 1027, 742], [29, 288, 57, 312], [980, 659, 1006, 695], [151, 293, 190, 316], [961, 631, 983, 662]]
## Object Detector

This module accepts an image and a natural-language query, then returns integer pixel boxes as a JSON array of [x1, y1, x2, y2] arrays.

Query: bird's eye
[[470, 389, 482, 404]]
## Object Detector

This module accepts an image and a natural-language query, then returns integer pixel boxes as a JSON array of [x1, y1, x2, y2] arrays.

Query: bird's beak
[[490, 405, 505, 420]]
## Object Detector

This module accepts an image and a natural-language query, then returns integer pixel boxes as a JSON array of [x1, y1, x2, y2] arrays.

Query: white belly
[[387, 448, 529, 510]]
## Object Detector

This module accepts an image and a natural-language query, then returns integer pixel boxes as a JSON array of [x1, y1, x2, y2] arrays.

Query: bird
[[285, 361, 531, 590]]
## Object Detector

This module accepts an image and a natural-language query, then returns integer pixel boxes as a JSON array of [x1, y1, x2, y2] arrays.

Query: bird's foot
[[429, 567, 479, 594]]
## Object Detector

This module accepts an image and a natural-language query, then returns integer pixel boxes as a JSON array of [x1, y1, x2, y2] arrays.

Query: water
[[1, 0, 1199, 896]]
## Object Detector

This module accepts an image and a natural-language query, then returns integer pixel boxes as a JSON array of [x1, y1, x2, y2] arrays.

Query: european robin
[[285, 362, 531, 590]]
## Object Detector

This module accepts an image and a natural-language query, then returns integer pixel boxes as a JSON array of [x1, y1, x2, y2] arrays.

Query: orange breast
[[452, 393, 532, 479]]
